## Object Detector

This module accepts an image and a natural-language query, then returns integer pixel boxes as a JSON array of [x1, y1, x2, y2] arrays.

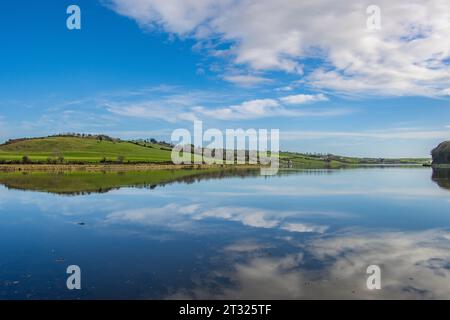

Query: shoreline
[[0, 162, 432, 173], [432, 164, 450, 168], [0, 163, 261, 173]]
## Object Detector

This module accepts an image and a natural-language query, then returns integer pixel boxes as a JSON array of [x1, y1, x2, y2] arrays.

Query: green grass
[[279, 151, 429, 168], [0, 135, 430, 167], [0, 137, 173, 163]]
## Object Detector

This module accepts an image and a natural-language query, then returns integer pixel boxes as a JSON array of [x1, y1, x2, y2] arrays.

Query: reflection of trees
[[431, 168, 450, 190], [0, 168, 358, 196], [0, 168, 263, 196]]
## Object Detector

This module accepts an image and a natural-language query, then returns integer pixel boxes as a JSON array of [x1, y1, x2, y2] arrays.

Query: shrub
[[46, 157, 56, 164]]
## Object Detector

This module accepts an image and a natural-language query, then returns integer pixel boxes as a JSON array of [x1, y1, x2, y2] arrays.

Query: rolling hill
[[0, 136, 173, 163], [0, 134, 430, 167]]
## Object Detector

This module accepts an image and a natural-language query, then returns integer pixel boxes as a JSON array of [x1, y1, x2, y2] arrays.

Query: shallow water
[[0, 167, 449, 299]]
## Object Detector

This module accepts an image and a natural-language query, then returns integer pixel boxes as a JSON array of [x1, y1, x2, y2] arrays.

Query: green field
[[0, 135, 430, 167], [279, 152, 430, 168], [0, 136, 173, 163]]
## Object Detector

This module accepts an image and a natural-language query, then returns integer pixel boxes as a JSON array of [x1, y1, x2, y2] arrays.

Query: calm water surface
[[1, 167, 449, 299]]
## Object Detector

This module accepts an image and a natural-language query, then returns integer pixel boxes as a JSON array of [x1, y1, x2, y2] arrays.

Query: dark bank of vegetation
[[432, 141, 450, 166]]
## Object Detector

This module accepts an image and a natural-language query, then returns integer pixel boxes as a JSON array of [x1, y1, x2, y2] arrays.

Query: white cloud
[[104, 87, 341, 121], [193, 98, 280, 120], [280, 93, 328, 105], [106, 102, 198, 123], [440, 88, 450, 96], [222, 74, 272, 87], [276, 86, 294, 92], [105, 0, 450, 97], [193, 97, 347, 120], [281, 129, 450, 140]]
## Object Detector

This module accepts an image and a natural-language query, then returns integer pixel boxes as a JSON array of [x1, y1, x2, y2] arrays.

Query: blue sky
[[0, 0, 449, 157]]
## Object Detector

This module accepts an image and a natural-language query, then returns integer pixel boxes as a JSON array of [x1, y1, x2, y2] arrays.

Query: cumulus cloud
[[106, 102, 198, 123], [104, 0, 450, 96], [191, 95, 343, 120], [192, 98, 281, 120], [280, 93, 328, 105], [103, 86, 338, 121], [222, 74, 272, 87], [281, 128, 450, 140]]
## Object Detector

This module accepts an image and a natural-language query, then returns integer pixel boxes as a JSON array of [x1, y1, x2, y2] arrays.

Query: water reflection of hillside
[[0, 167, 425, 196], [431, 168, 450, 190], [0, 168, 265, 196]]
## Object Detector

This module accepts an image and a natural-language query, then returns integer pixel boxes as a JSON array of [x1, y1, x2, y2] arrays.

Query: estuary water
[[0, 167, 449, 299]]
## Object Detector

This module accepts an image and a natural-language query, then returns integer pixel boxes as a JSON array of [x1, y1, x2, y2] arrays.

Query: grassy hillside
[[0, 135, 430, 167], [279, 151, 429, 168], [0, 136, 173, 163]]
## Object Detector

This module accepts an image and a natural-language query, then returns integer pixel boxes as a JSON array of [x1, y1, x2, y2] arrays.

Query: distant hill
[[0, 134, 430, 167], [0, 135, 173, 163], [432, 141, 450, 165]]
